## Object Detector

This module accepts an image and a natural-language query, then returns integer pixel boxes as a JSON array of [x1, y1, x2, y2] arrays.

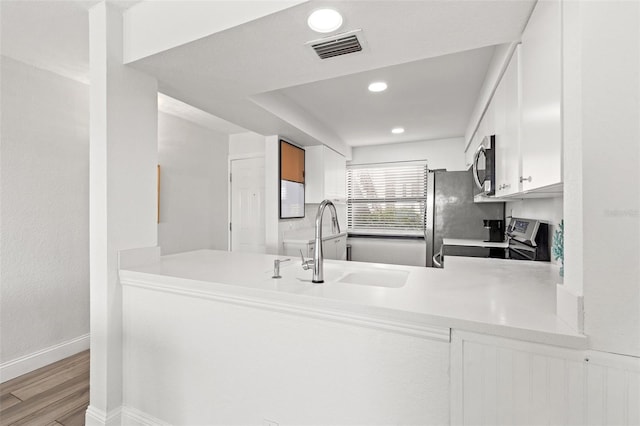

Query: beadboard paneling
[[453, 331, 640, 425]]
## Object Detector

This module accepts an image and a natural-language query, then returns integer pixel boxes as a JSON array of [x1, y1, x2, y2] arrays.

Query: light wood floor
[[0, 350, 89, 426]]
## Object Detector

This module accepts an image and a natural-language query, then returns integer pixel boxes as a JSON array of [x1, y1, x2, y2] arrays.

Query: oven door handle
[[510, 246, 535, 261]]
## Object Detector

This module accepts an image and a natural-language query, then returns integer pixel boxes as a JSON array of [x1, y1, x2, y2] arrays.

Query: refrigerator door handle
[[432, 247, 443, 268], [424, 171, 435, 267]]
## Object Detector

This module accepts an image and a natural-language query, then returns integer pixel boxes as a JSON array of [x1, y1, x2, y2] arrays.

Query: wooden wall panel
[[280, 141, 304, 183]]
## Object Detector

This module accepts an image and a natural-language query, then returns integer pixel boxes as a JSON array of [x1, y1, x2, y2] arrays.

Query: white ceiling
[[1, 0, 536, 147], [128, 0, 535, 150], [275, 46, 495, 146], [0, 0, 98, 84], [0, 0, 244, 135], [157, 93, 247, 134]]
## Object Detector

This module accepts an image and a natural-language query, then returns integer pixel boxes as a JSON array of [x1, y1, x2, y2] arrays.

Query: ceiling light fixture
[[391, 127, 405, 134], [368, 82, 387, 92], [307, 9, 343, 33]]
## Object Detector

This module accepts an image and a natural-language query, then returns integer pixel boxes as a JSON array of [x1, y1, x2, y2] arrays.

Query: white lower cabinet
[[333, 235, 346, 260], [451, 331, 640, 426], [283, 234, 346, 260]]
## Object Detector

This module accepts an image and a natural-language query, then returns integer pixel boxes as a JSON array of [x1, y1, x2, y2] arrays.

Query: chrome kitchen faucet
[[301, 199, 341, 283]]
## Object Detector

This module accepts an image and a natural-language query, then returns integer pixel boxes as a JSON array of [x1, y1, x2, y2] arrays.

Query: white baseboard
[[0, 333, 90, 383], [85, 404, 171, 426], [122, 406, 172, 426], [85, 406, 122, 426]]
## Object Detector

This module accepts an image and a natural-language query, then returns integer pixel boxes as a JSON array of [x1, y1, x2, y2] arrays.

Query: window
[[347, 162, 428, 237]]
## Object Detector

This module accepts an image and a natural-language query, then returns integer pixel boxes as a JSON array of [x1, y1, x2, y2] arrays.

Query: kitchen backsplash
[[278, 203, 347, 247], [506, 196, 563, 265]]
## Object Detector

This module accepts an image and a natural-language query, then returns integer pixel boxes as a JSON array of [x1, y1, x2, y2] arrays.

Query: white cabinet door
[[451, 331, 640, 426], [306, 146, 346, 204], [304, 146, 324, 204], [465, 131, 483, 170], [495, 46, 522, 197], [520, 0, 562, 191], [492, 58, 508, 196], [334, 236, 346, 260], [324, 235, 346, 261], [482, 96, 496, 138], [327, 150, 346, 202], [320, 236, 337, 260]]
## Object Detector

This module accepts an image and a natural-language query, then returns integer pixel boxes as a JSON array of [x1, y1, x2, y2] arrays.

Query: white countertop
[[282, 228, 347, 244], [119, 250, 585, 348], [443, 238, 509, 248]]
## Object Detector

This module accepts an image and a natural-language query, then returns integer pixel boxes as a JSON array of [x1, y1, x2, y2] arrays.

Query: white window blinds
[[347, 162, 428, 236]]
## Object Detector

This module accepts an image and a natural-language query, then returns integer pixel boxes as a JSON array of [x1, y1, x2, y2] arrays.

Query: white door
[[231, 157, 265, 253]]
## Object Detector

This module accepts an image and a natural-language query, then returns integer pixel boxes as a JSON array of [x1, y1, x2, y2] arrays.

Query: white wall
[[350, 137, 466, 171], [0, 57, 90, 374], [229, 131, 265, 156], [572, 0, 639, 358], [123, 1, 306, 63], [158, 112, 229, 255], [89, 2, 160, 416]]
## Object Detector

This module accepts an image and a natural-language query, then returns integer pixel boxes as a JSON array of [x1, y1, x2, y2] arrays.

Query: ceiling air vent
[[306, 29, 364, 60]]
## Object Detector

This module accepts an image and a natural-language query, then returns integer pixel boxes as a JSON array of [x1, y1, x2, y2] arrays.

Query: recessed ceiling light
[[368, 82, 387, 92], [307, 9, 343, 33], [391, 127, 405, 134]]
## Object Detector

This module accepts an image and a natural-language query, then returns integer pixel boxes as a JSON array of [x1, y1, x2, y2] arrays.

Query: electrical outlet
[[263, 419, 279, 426]]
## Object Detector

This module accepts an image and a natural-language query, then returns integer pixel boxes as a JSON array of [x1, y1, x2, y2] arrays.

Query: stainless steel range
[[506, 217, 550, 261]]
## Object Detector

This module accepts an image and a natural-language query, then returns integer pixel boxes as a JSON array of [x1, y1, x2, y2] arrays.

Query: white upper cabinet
[[494, 46, 522, 197], [305, 145, 346, 204], [519, 0, 562, 191], [465, 82, 497, 170], [465, 119, 488, 170], [482, 96, 496, 138], [467, 0, 562, 200], [465, 131, 480, 170]]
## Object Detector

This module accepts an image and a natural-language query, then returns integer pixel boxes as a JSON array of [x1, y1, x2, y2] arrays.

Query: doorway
[[230, 157, 266, 253]]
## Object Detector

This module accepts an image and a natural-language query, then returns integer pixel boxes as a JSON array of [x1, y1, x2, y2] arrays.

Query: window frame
[[346, 161, 428, 238]]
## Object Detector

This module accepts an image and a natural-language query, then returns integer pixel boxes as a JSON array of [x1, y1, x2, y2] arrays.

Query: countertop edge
[[119, 269, 452, 343], [119, 268, 588, 350]]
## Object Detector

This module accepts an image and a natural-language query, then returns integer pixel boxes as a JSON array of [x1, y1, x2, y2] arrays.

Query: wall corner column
[[264, 135, 279, 254], [87, 2, 158, 423], [562, 0, 640, 356]]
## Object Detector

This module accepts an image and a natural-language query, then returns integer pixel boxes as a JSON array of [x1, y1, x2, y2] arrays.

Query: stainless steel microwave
[[472, 135, 496, 196]]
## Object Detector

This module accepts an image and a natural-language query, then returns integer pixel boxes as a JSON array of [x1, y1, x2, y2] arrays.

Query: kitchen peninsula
[[118, 249, 588, 425]]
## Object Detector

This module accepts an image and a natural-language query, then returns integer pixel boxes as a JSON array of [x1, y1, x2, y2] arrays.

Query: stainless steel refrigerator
[[424, 169, 504, 267]]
